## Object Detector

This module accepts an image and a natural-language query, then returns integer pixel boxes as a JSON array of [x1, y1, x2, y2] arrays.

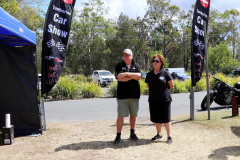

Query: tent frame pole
[[35, 45, 46, 131]]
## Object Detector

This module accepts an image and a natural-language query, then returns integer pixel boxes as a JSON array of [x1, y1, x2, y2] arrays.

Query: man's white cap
[[123, 49, 133, 56]]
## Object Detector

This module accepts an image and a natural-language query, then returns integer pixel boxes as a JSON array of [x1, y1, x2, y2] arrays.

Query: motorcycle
[[201, 77, 240, 110]]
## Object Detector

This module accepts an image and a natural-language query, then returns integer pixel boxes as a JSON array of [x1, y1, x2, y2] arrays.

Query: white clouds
[[56, 0, 240, 19], [74, 0, 148, 20], [170, 0, 240, 13]]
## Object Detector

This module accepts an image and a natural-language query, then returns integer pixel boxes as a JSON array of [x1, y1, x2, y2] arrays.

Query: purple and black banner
[[41, 0, 76, 94], [191, 0, 210, 86]]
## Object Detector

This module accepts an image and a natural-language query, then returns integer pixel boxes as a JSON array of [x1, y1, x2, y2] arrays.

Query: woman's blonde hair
[[152, 54, 165, 69]]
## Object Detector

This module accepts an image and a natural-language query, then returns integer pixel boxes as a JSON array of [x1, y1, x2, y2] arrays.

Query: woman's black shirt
[[145, 69, 173, 103]]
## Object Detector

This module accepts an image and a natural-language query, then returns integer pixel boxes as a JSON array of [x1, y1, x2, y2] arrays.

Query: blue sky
[[42, 0, 240, 20]]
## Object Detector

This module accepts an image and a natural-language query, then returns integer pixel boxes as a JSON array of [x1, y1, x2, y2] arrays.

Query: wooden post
[[232, 96, 239, 116]]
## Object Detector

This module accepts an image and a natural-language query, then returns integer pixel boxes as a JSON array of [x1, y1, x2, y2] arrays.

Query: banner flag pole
[[190, 0, 210, 120]]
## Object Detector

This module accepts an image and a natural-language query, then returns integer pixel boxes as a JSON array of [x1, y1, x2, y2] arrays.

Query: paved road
[[44, 91, 231, 123]]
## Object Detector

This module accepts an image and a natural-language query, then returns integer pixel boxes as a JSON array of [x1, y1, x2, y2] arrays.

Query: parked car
[[228, 69, 240, 76], [91, 70, 116, 87], [171, 72, 191, 81], [141, 72, 148, 79], [165, 68, 185, 74]]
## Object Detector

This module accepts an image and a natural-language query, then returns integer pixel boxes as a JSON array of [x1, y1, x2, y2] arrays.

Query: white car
[[91, 70, 116, 87]]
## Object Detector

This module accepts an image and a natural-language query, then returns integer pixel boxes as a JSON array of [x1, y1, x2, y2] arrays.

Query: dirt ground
[[1, 111, 240, 160]]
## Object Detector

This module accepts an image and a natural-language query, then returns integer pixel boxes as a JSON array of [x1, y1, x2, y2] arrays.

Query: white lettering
[[195, 25, 204, 37], [53, 5, 71, 16], [48, 24, 53, 33], [197, 16, 203, 25], [53, 14, 59, 22], [61, 31, 68, 38], [47, 24, 68, 38], [53, 13, 68, 25]]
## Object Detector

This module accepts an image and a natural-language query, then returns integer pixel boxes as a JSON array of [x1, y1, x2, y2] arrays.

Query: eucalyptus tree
[[106, 13, 138, 68], [133, 16, 150, 71], [208, 42, 239, 74], [71, 0, 114, 75], [1, 0, 45, 13], [145, 0, 180, 59], [174, 10, 192, 71], [224, 9, 240, 58], [0, 0, 20, 13]]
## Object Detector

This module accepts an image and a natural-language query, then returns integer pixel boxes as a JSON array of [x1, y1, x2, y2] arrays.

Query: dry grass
[[1, 111, 240, 160]]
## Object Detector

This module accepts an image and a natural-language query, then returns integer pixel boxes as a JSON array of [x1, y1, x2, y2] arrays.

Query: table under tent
[[0, 7, 44, 136]]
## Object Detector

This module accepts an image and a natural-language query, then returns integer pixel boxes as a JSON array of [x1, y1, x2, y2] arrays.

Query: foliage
[[0, 0, 20, 13], [67, 0, 114, 75], [194, 78, 207, 92], [74, 75, 89, 83], [107, 81, 118, 97], [50, 76, 80, 100], [139, 79, 149, 95], [80, 82, 103, 98], [208, 42, 239, 74], [171, 79, 188, 93]]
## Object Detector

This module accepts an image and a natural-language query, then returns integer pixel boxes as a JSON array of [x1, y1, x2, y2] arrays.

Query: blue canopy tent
[[0, 7, 43, 136]]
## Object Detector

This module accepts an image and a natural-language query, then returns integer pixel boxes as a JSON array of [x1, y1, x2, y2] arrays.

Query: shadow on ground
[[109, 119, 191, 127], [196, 106, 231, 112], [208, 146, 240, 160], [209, 126, 240, 160], [55, 139, 161, 151], [231, 126, 240, 138]]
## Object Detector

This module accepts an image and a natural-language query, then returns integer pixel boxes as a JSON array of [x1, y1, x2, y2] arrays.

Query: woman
[[145, 54, 174, 144]]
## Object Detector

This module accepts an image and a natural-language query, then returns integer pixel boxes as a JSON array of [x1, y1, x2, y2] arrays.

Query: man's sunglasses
[[152, 60, 161, 63]]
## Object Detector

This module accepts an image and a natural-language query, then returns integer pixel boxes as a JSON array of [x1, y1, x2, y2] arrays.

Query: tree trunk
[[145, 54, 148, 71]]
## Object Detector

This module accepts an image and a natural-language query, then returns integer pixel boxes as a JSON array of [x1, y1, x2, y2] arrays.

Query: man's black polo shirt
[[145, 69, 173, 103], [115, 60, 141, 99]]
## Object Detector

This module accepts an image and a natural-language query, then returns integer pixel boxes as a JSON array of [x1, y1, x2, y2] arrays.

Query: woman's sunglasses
[[152, 60, 161, 63]]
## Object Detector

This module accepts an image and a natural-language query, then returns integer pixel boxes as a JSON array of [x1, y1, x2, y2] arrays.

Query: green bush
[[171, 79, 188, 93], [50, 76, 80, 100], [184, 79, 191, 91], [211, 73, 240, 87], [107, 81, 118, 97], [80, 82, 103, 98], [140, 79, 149, 95], [48, 73, 240, 101], [74, 75, 88, 83], [194, 78, 207, 91]]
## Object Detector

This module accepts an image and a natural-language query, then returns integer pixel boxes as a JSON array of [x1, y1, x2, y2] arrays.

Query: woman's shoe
[[151, 134, 162, 141], [166, 136, 172, 144]]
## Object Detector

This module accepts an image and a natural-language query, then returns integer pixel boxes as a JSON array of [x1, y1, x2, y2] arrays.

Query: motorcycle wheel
[[201, 95, 214, 110]]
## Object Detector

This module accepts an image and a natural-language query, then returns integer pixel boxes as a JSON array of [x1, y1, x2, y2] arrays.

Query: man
[[114, 49, 142, 145]]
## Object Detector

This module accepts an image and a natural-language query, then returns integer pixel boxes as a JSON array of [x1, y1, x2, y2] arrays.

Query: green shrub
[[184, 79, 191, 91], [140, 79, 149, 95], [50, 76, 80, 100], [172, 79, 188, 93], [80, 82, 103, 98], [74, 75, 88, 83], [107, 81, 118, 97], [86, 76, 92, 82], [194, 78, 207, 91]]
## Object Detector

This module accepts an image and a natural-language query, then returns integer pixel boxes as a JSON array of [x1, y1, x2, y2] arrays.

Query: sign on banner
[[191, 0, 210, 86], [41, 0, 76, 94]]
